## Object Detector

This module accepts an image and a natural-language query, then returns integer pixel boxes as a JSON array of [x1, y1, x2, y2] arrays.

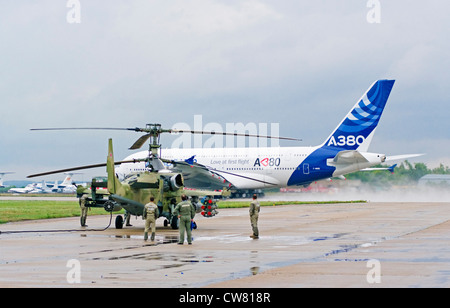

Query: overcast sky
[[1, 1, 449, 182]]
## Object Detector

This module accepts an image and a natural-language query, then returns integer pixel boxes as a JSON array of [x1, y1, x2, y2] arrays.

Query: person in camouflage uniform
[[249, 194, 260, 239], [174, 194, 196, 245], [79, 194, 88, 227], [143, 196, 159, 241]]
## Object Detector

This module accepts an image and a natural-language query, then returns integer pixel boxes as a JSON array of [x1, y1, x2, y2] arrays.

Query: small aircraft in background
[[8, 173, 78, 194], [0, 172, 14, 188]]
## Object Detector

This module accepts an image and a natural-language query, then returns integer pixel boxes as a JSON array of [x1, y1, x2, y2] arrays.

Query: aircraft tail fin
[[61, 174, 73, 185], [107, 139, 122, 194], [322, 80, 395, 152]]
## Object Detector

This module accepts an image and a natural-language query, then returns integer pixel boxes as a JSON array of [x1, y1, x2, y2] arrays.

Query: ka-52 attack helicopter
[[28, 124, 296, 229]]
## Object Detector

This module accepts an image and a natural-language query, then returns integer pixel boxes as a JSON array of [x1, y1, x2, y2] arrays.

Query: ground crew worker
[[125, 211, 133, 227], [143, 196, 159, 241], [79, 194, 88, 227], [249, 194, 260, 239], [174, 194, 196, 245]]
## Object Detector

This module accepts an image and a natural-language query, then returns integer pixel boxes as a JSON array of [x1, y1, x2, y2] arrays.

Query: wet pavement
[[1, 202, 449, 287]]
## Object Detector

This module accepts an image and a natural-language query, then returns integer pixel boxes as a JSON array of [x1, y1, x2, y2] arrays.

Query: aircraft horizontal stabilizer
[[331, 150, 368, 164], [361, 164, 397, 172], [385, 154, 424, 162], [330, 150, 384, 165]]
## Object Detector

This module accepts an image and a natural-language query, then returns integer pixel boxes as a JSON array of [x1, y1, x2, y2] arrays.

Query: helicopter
[[77, 138, 225, 229], [28, 124, 292, 229]]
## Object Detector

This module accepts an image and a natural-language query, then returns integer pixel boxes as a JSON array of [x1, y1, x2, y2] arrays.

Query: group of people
[[143, 193, 261, 244], [143, 194, 196, 244]]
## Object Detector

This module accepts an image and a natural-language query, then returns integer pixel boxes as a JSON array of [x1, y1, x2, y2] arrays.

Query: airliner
[[9, 173, 78, 194], [115, 80, 422, 190]]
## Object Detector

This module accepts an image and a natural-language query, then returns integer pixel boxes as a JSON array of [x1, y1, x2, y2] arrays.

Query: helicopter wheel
[[115, 215, 124, 229]]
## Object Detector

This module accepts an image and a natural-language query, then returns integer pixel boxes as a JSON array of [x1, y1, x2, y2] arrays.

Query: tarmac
[[0, 201, 449, 288]]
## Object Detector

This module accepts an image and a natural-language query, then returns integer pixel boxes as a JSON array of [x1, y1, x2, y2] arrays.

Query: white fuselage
[[115, 145, 385, 189], [115, 80, 404, 190]]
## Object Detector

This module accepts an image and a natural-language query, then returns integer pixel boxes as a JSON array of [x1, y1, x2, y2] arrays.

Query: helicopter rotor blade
[[30, 127, 144, 132], [31, 126, 301, 141], [27, 159, 147, 178], [169, 129, 301, 141], [129, 134, 152, 150]]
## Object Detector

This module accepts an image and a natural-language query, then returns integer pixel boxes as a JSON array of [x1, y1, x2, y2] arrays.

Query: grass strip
[[0, 200, 105, 224]]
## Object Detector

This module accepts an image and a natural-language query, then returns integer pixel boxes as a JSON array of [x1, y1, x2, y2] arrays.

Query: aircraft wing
[[164, 156, 279, 189], [183, 188, 229, 197], [163, 158, 232, 190]]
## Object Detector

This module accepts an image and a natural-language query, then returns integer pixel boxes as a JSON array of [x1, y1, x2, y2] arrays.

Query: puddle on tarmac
[[195, 234, 311, 246], [108, 251, 215, 263], [310, 233, 349, 242], [80, 233, 180, 245], [80, 231, 365, 283], [81, 232, 314, 247]]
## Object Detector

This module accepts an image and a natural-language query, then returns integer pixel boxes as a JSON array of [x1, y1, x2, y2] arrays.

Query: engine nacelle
[[170, 174, 184, 190], [191, 201, 202, 213]]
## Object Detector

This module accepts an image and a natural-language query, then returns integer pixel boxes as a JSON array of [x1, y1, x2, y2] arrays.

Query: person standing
[[174, 194, 196, 245], [249, 194, 260, 239], [143, 196, 159, 241], [79, 194, 88, 227]]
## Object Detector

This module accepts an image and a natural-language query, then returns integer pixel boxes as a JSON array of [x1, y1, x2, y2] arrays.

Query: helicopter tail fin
[[107, 138, 122, 194]]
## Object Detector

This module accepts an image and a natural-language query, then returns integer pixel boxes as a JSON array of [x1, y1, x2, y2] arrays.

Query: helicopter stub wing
[[109, 194, 145, 217], [164, 158, 232, 191]]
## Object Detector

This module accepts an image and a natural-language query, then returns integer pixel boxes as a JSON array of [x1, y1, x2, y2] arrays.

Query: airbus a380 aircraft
[[115, 80, 422, 190]]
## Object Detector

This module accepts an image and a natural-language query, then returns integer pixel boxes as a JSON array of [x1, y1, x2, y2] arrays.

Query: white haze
[[263, 185, 450, 203]]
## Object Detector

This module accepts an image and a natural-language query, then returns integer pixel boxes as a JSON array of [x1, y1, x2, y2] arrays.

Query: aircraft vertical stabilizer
[[322, 79, 395, 152]]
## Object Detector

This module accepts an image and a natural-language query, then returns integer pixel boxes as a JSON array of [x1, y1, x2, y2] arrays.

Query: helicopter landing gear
[[115, 215, 123, 229], [80, 216, 87, 227], [170, 215, 179, 230]]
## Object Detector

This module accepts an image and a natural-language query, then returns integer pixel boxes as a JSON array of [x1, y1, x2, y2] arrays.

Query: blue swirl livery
[[322, 79, 395, 152], [287, 79, 395, 186]]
